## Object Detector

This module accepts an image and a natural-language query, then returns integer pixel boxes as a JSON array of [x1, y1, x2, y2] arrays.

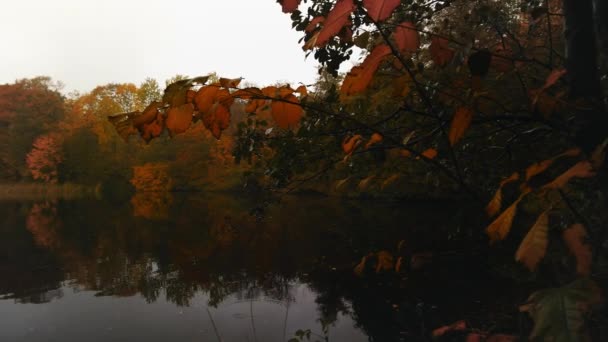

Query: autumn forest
[[1, 0, 608, 341]]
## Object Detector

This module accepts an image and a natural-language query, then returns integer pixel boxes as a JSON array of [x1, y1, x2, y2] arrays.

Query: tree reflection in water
[[0, 194, 522, 341]]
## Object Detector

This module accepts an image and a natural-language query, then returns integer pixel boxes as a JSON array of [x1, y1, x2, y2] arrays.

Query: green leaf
[[521, 278, 601, 342]]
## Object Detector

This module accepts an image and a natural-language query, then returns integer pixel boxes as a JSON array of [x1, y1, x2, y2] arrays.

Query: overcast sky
[[0, 0, 321, 93]]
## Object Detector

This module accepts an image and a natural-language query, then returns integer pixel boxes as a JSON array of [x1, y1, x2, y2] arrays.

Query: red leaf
[[362, 0, 401, 22], [271, 94, 303, 129], [393, 21, 419, 54], [305, 16, 325, 32], [316, 0, 355, 47], [340, 44, 391, 96], [543, 68, 567, 90], [278, 0, 301, 13]]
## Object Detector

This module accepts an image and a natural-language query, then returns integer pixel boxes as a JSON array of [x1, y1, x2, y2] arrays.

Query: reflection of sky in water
[[0, 283, 366, 342]]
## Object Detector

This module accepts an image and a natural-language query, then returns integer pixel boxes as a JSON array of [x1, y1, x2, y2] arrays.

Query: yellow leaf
[[375, 250, 394, 273], [563, 224, 592, 276], [515, 211, 549, 271], [486, 194, 524, 243], [364, 133, 383, 149], [448, 107, 474, 145]]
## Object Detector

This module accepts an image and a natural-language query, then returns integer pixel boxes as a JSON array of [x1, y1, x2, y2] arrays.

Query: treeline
[[0, 75, 245, 198]]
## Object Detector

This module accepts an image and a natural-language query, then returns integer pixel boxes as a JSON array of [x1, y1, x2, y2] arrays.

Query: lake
[[0, 193, 526, 341]]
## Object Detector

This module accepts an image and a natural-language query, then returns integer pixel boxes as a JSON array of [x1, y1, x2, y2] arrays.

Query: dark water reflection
[[0, 194, 522, 341]]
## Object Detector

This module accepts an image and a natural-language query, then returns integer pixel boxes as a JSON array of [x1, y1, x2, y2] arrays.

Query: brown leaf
[[486, 195, 524, 243], [543, 68, 567, 90], [393, 21, 419, 54], [563, 224, 592, 276], [315, 0, 355, 47], [353, 254, 369, 277], [342, 135, 363, 155], [515, 211, 549, 271], [364, 133, 383, 149], [165, 103, 194, 136], [429, 36, 454, 67], [271, 94, 303, 129], [448, 107, 474, 145], [358, 175, 375, 191], [193, 86, 220, 114], [295, 85, 308, 97], [375, 250, 394, 273], [486, 172, 520, 217], [543, 161, 596, 189], [362, 0, 401, 22], [219, 77, 242, 89]]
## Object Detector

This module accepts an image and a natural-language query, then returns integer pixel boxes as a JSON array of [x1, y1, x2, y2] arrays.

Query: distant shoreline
[[0, 183, 99, 200]]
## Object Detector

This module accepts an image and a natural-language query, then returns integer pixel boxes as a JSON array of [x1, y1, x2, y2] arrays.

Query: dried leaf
[[393, 21, 419, 54], [165, 103, 194, 136], [362, 0, 401, 22], [295, 85, 308, 97], [358, 175, 375, 191], [421, 148, 438, 159], [381, 174, 400, 190], [316, 0, 355, 47], [219, 77, 242, 89], [354, 254, 369, 277], [342, 134, 363, 155], [515, 211, 549, 271], [364, 133, 383, 149], [270, 94, 303, 129], [193, 86, 220, 114], [543, 161, 596, 189], [525, 159, 554, 181], [563, 224, 592, 276], [341, 44, 392, 97], [432, 320, 467, 338], [375, 250, 394, 273], [448, 107, 474, 145], [486, 195, 524, 243], [486, 172, 520, 217], [543, 68, 567, 90]]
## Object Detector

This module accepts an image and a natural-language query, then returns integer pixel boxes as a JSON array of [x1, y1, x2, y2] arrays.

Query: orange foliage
[[563, 224, 592, 276], [26, 133, 63, 183], [131, 162, 173, 192], [165, 103, 194, 136], [271, 94, 303, 129], [341, 44, 392, 97]]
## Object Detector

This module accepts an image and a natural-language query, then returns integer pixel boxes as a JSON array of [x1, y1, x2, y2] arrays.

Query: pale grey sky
[[0, 0, 321, 93]]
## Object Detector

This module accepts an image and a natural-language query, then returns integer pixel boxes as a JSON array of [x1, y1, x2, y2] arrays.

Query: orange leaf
[[232, 87, 264, 100], [133, 101, 162, 129], [486, 172, 519, 217], [563, 223, 592, 276], [375, 250, 394, 273], [486, 194, 524, 243], [515, 211, 549, 271], [340, 44, 392, 97], [278, 85, 294, 98], [421, 148, 438, 159], [358, 175, 376, 191], [165, 103, 194, 136], [525, 159, 554, 181], [542, 68, 567, 90], [364, 133, 383, 149], [432, 320, 467, 338], [448, 107, 474, 145], [295, 85, 308, 97], [393, 21, 419, 54], [342, 135, 363, 155], [262, 86, 279, 98], [429, 36, 454, 66], [362, 0, 401, 22], [193, 86, 220, 114], [316, 0, 355, 47], [278, 0, 301, 13], [270, 94, 303, 129], [543, 161, 596, 189]]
